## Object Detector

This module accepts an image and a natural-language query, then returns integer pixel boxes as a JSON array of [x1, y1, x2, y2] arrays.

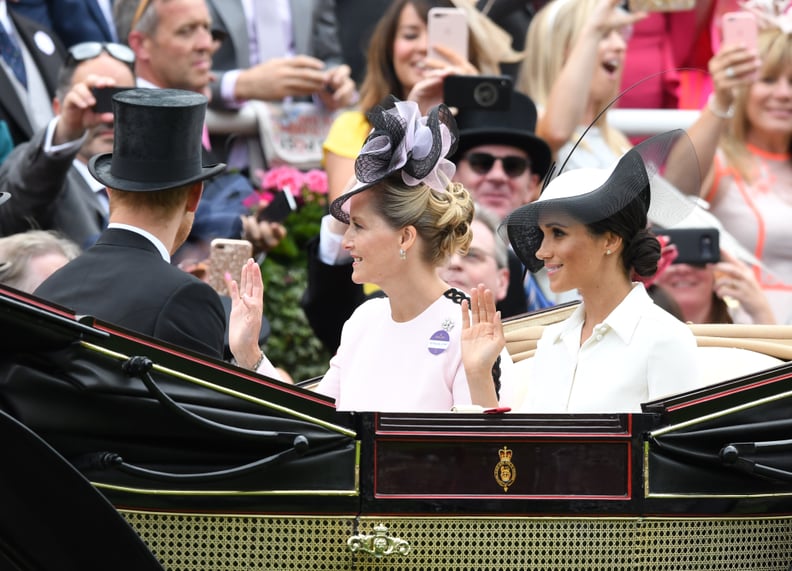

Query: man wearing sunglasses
[[451, 89, 555, 316], [0, 41, 136, 247]]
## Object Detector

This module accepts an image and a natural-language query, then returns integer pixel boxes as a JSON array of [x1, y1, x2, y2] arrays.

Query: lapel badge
[[494, 446, 516, 492]]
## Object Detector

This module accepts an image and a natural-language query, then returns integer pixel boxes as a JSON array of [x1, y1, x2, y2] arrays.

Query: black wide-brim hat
[[89, 88, 226, 192], [453, 90, 551, 178], [500, 129, 701, 273]]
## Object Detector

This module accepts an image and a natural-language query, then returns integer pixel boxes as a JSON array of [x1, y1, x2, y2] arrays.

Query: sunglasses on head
[[463, 152, 530, 178], [67, 42, 136, 66]]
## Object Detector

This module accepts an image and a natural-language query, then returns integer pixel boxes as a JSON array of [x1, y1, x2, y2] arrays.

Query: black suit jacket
[[0, 11, 65, 146], [34, 228, 227, 359], [0, 128, 106, 246]]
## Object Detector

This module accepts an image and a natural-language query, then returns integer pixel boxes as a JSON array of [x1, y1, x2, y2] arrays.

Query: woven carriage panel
[[120, 511, 792, 570]]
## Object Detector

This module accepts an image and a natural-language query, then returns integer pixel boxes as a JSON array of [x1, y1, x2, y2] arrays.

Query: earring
[[399, 248, 407, 260], [606, 249, 612, 256]]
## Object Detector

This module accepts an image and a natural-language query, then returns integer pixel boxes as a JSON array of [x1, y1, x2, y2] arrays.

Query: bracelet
[[707, 94, 734, 120], [250, 350, 265, 372]]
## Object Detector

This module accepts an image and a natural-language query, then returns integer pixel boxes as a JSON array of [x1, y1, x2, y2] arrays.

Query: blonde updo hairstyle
[[370, 176, 474, 266]]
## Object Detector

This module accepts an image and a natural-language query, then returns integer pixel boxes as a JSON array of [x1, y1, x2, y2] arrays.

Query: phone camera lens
[[700, 236, 713, 259], [473, 82, 498, 108]]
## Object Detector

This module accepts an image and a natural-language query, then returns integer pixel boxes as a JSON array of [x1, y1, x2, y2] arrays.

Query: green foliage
[[259, 189, 330, 382]]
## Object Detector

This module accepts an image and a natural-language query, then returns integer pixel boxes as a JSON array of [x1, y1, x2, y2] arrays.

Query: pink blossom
[[265, 166, 304, 194], [303, 169, 328, 194]]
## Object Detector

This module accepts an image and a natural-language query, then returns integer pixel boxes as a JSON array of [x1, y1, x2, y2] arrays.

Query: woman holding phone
[[684, 7, 792, 324], [323, 0, 490, 202]]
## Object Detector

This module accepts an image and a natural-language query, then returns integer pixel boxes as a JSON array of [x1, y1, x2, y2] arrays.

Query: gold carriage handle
[[720, 440, 792, 483], [347, 523, 410, 558]]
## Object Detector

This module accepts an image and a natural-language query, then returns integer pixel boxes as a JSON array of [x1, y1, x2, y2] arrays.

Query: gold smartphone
[[207, 238, 253, 296], [627, 0, 695, 12]]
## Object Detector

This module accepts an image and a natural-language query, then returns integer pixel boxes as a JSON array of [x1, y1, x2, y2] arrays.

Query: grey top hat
[[88, 88, 226, 192]]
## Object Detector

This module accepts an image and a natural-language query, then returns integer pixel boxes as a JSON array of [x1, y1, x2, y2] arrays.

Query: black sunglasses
[[67, 42, 136, 66], [463, 152, 530, 178]]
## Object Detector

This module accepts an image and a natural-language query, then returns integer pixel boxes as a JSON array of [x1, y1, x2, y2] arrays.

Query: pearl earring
[[606, 249, 612, 255], [399, 248, 407, 260]]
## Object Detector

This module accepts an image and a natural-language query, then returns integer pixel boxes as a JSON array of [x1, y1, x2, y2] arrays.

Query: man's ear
[[185, 182, 204, 213], [495, 266, 510, 303], [127, 31, 146, 60]]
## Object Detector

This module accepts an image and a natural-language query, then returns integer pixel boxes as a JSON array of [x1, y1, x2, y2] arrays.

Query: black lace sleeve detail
[[443, 287, 469, 305], [443, 288, 501, 400]]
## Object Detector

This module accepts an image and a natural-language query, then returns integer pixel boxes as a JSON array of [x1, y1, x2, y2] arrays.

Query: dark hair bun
[[625, 229, 661, 277]]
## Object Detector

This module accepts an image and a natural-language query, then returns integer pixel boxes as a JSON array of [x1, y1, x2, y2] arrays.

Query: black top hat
[[88, 88, 226, 192], [453, 91, 551, 178]]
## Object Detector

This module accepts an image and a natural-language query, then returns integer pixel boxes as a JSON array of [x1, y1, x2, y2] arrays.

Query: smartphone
[[721, 11, 758, 49], [207, 238, 253, 296], [661, 228, 720, 265], [427, 7, 468, 63], [91, 86, 134, 114], [443, 75, 513, 112], [257, 189, 298, 223], [627, 0, 695, 11]]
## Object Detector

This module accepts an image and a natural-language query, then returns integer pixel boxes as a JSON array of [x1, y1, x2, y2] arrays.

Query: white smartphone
[[721, 11, 758, 50], [207, 238, 253, 297], [427, 7, 468, 64]]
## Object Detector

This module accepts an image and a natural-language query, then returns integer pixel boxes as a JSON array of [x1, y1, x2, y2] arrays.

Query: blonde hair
[[371, 177, 474, 265], [517, 0, 630, 157], [0, 230, 80, 293], [721, 28, 792, 182]]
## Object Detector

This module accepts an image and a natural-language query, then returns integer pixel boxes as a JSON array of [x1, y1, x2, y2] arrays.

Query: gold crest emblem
[[493, 446, 516, 492]]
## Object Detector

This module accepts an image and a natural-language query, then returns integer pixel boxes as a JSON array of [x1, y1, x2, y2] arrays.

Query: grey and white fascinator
[[329, 97, 459, 223]]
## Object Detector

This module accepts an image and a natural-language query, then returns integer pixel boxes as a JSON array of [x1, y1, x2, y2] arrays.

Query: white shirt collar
[[136, 77, 160, 89], [107, 222, 171, 263], [550, 283, 650, 347]]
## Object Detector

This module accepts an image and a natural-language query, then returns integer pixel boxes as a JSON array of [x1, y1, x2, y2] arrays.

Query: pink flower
[[265, 166, 304, 194], [303, 169, 328, 194]]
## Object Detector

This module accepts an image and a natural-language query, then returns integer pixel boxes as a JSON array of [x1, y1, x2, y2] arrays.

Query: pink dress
[[316, 295, 471, 412], [706, 146, 792, 324]]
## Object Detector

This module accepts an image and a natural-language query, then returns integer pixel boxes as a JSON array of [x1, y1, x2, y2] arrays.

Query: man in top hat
[[34, 88, 272, 372]]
